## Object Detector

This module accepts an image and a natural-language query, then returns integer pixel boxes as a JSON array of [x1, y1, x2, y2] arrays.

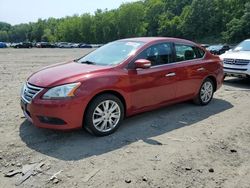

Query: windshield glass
[[234, 40, 250, 51], [78, 41, 144, 66]]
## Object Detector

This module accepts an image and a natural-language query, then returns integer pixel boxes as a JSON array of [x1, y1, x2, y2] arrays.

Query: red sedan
[[21, 37, 223, 136]]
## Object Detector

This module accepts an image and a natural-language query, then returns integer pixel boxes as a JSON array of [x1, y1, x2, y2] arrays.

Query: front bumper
[[20, 96, 88, 130], [224, 68, 250, 77], [223, 64, 250, 77]]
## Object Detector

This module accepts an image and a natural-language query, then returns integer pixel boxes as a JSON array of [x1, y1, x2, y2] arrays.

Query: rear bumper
[[215, 66, 224, 91], [20, 97, 88, 130]]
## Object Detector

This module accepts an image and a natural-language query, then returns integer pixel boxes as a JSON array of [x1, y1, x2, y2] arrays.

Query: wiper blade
[[80, 60, 96, 65]]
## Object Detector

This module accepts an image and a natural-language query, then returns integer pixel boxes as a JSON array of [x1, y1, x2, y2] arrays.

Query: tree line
[[0, 0, 249, 44]]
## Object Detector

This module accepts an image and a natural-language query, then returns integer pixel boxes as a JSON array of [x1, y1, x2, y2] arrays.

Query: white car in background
[[220, 39, 250, 78]]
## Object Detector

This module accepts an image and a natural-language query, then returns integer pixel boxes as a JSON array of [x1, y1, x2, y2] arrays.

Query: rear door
[[173, 43, 207, 99], [128, 42, 178, 111]]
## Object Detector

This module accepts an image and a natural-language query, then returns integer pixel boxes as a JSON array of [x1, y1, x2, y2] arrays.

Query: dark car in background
[[207, 45, 230, 55], [200, 44, 209, 49], [13, 42, 33, 48], [0, 42, 7, 48], [79, 43, 93, 48], [36, 42, 55, 48]]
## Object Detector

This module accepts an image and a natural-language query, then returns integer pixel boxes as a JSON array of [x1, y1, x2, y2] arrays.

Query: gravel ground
[[0, 48, 250, 188]]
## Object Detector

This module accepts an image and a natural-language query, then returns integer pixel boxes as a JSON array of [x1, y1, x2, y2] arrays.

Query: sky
[[0, 0, 138, 25]]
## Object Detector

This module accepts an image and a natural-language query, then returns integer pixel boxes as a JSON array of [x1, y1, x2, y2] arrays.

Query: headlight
[[219, 55, 223, 61], [42, 82, 81, 99]]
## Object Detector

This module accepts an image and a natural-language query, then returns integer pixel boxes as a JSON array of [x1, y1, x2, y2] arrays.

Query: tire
[[193, 78, 214, 106], [84, 94, 124, 136]]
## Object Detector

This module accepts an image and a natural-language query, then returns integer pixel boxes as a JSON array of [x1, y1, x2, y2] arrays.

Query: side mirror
[[134, 59, 151, 69]]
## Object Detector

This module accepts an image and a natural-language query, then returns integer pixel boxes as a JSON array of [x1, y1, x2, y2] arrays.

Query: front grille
[[22, 83, 43, 103], [224, 58, 250, 66]]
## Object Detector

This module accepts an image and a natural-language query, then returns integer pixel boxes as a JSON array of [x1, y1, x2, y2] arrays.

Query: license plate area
[[21, 98, 31, 120]]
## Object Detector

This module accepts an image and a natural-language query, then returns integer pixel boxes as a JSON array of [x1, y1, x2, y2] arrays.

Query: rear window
[[175, 44, 205, 62]]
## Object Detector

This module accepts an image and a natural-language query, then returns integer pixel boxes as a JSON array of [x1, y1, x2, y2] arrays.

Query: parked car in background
[[207, 45, 230, 55], [0, 42, 7, 48], [6, 43, 11, 47], [71, 43, 80, 48], [91, 44, 103, 48], [220, 39, 250, 78], [200, 44, 209, 49], [79, 43, 92, 48], [10, 43, 17, 47], [36, 42, 55, 48], [12, 42, 33, 48], [56, 42, 74, 48], [78, 43, 86, 48], [20, 37, 223, 136]]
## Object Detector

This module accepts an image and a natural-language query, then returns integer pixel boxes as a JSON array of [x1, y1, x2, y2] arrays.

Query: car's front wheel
[[194, 78, 214, 105], [84, 94, 124, 136]]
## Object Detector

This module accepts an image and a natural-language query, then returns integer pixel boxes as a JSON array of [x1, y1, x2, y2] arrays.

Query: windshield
[[78, 41, 144, 66], [234, 40, 250, 51]]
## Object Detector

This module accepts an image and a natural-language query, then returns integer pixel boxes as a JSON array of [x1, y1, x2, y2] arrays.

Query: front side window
[[78, 41, 145, 66], [134, 43, 173, 66]]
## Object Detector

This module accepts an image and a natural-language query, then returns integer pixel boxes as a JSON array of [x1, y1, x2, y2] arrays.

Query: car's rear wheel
[[84, 94, 124, 136], [194, 78, 214, 105]]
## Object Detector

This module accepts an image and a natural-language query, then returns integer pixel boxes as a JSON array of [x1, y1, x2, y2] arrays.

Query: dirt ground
[[0, 48, 250, 188]]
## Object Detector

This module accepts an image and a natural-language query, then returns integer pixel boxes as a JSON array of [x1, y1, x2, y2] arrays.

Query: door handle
[[165, 72, 176, 77], [197, 67, 205, 71]]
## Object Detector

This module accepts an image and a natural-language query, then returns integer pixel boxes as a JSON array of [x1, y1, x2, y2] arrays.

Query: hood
[[220, 51, 250, 60], [28, 61, 111, 87]]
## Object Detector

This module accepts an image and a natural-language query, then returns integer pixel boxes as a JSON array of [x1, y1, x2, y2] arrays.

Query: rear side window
[[175, 44, 205, 62], [134, 43, 174, 66], [195, 47, 205, 58]]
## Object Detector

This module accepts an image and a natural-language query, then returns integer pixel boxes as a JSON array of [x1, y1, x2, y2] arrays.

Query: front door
[[128, 42, 177, 111]]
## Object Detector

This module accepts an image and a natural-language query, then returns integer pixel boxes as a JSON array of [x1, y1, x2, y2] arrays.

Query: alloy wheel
[[200, 81, 213, 103], [92, 100, 121, 133]]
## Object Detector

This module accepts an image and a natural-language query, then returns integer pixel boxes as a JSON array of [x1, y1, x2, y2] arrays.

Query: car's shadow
[[19, 98, 233, 161], [224, 77, 250, 90]]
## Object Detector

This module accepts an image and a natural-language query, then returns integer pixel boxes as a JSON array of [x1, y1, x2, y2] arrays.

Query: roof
[[119, 37, 196, 45]]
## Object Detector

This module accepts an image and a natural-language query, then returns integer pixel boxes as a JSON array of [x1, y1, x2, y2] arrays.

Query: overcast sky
[[0, 0, 138, 25]]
